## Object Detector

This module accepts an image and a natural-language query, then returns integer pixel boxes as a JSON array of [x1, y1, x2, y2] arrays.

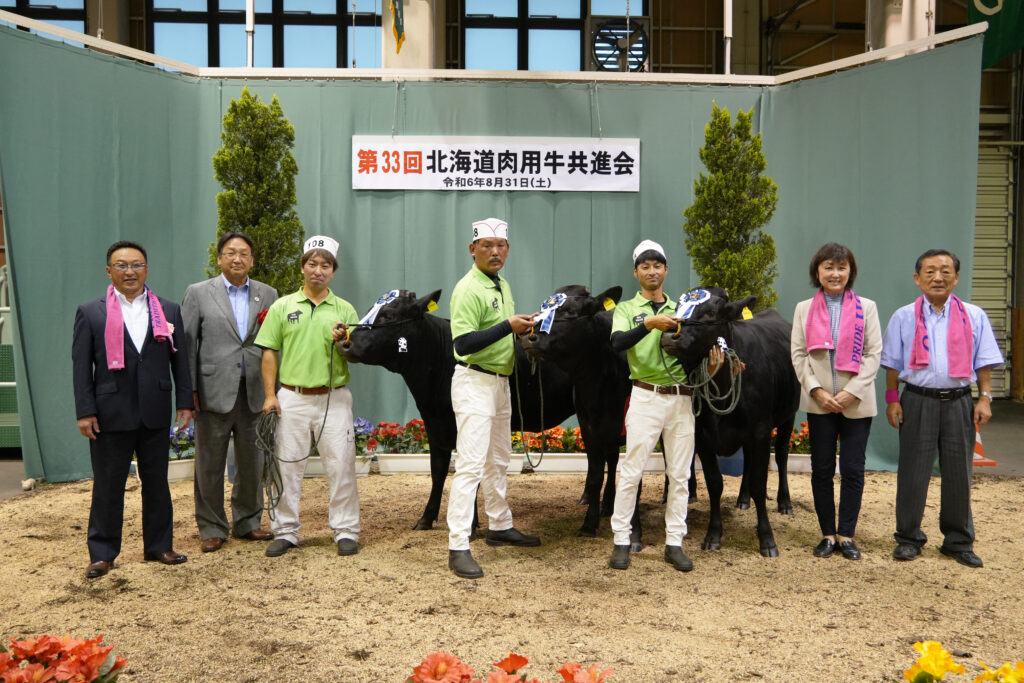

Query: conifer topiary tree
[[209, 86, 304, 294], [683, 102, 779, 310]]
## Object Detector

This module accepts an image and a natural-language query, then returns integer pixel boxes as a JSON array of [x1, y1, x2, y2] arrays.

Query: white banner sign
[[352, 136, 640, 192]]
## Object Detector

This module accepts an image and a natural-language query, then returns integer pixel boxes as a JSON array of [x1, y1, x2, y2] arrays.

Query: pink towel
[[104, 285, 177, 370], [804, 289, 866, 373], [909, 294, 972, 379]]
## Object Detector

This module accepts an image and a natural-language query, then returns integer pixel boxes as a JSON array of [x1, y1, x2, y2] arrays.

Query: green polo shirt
[[254, 288, 358, 388], [611, 291, 688, 385], [450, 265, 516, 375]]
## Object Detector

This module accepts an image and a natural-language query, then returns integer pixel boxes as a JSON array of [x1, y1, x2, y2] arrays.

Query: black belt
[[633, 380, 693, 396], [903, 384, 971, 401], [456, 361, 509, 378]]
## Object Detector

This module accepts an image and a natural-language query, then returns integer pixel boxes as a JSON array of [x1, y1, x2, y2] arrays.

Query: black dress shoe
[[838, 540, 861, 560], [265, 539, 296, 557], [448, 550, 483, 579], [940, 547, 983, 568], [608, 545, 630, 570], [813, 538, 836, 558], [143, 551, 188, 565], [664, 545, 694, 572], [893, 543, 921, 561], [485, 528, 541, 547], [336, 538, 359, 556], [86, 560, 113, 579]]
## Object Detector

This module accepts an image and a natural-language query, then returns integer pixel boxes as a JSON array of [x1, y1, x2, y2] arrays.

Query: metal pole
[[245, 0, 254, 67], [723, 0, 732, 75]]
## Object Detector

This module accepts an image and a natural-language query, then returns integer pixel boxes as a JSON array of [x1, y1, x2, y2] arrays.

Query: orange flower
[[410, 651, 474, 683], [556, 662, 582, 682], [556, 662, 613, 683], [485, 672, 522, 683], [493, 653, 529, 674]]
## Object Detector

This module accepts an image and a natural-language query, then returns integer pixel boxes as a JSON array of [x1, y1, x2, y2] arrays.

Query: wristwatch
[[979, 391, 993, 400]]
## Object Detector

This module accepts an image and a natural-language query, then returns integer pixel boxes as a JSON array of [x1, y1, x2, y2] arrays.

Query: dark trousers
[[894, 390, 975, 551], [88, 427, 173, 562], [194, 379, 265, 539], [807, 412, 871, 538]]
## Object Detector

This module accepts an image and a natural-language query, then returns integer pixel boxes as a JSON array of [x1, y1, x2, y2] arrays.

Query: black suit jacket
[[72, 294, 194, 431]]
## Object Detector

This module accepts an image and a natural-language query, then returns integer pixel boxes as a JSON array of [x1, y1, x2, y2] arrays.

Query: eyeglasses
[[221, 251, 252, 260], [110, 262, 147, 272]]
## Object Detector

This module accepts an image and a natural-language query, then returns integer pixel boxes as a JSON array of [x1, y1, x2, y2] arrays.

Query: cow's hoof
[[576, 527, 598, 538], [701, 538, 721, 551], [777, 504, 794, 516], [736, 501, 750, 510], [760, 543, 779, 558], [629, 542, 643, 553], [577, 493, 588, 506], [688, 493, 698, 504], [412, 518, 434, 531]]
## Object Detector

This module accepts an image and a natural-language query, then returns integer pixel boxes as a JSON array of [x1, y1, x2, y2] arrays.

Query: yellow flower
[[976, 661, 1024, 683], [904, 642, 965, 681]]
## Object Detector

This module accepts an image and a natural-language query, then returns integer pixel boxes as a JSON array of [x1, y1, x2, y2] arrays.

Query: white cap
[[471, 217, 509, 242], [632, 239, 666, 265], [303, 235, 339, 257]]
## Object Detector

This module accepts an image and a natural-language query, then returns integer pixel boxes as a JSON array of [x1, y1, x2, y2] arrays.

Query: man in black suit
[[72, 240, 194, 579]]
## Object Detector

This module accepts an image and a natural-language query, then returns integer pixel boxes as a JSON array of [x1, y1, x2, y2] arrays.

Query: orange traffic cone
[[973, 424, 996, 466]]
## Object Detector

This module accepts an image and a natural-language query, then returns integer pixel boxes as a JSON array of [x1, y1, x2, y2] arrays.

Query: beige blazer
[[790, 294, 882, 419]]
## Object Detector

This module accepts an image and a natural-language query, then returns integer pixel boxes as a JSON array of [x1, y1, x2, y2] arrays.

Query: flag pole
[[245, 0, 254, 67]]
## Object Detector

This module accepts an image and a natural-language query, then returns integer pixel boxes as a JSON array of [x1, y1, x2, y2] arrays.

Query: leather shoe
[[86, 560, 113, 579], [940, 547, 983, 568], [813, 538, 836, 558], [238, 529, 273, 541], [449, 550, 483, 579], [336, 538, 359, 556], [265, 539, 296, 557], [838, 540, 861, 560], [893, 543, 921, 561], [201, 537, 225, 553], [143, 550, 188, 565], [664, 545, 694, 572], [608, 545, 630, 570], [485, 527, 541, 547]]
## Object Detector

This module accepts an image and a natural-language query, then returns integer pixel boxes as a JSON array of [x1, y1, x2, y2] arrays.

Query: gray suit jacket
[[182, 275, 278, 414]]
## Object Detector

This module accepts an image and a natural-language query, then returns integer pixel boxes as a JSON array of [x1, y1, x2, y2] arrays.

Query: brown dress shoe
[[143, 550, 188, 565], [201, 537, 225, 553], [86, 560, 113, 579], [238, 529, 273, 541]]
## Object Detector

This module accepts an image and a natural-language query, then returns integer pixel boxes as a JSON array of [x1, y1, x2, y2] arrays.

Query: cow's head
[[341, 289, 442, 371], [660, 287, 755, 372], [520, 285, 622, 371]]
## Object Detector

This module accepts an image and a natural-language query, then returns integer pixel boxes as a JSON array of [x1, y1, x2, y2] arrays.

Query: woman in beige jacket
[[791, 243, 882, 560]]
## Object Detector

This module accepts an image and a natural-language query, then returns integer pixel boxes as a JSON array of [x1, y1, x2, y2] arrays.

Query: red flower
[[493, 653, 529, 674], [256, 309, 269, 325], [409, 652, 474, 683], [366, 438, 378, 451]]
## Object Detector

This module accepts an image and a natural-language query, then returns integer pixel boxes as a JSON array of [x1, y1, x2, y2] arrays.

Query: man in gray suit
[[182, 232, 278, 552]]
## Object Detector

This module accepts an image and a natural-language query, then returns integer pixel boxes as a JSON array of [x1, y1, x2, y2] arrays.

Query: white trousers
[[447, 365, 515, 550], [271, 386, 359, 545], [611, 385, 696, 547]]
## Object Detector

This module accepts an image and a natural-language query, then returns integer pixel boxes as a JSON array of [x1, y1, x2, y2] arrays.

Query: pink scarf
[[805, 289, 866, 373], [909, 294, 973, 379], [104, 284, 176, 370]]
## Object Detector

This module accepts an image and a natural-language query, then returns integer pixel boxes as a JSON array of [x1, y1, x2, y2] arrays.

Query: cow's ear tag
[[741, 307, 753, 320], [427, 300, 438, 312], [603, 298, 616, 311]]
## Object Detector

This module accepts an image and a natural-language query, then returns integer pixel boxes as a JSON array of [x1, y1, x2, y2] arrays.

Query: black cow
[[339, 289, 575, 531], [518, 285, 634, 542], [520, 285, 730, 552], [660, 287, 799, 557]]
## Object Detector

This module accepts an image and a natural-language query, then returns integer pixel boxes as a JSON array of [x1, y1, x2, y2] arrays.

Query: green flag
[[391, 0, 405, 54], [969, 0, 1024, 69]]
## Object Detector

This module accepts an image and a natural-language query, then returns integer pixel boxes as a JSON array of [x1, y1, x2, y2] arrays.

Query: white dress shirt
[[115, 289, 150, 353]]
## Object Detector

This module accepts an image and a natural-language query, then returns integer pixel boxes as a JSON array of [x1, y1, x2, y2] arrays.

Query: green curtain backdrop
[[0, 25, 983, 481]]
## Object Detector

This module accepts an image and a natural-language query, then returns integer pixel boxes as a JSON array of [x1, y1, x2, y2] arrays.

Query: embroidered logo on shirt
[[492, 298, 499, 310], [633, 313, 647, 326], [287, 310, 302, 324]]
